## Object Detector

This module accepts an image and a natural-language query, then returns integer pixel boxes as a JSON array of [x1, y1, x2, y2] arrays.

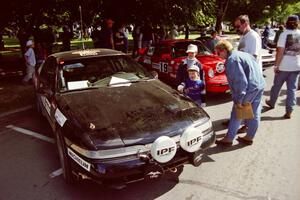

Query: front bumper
[[67, 130, 216, 185], [206, 74, 230, 93]]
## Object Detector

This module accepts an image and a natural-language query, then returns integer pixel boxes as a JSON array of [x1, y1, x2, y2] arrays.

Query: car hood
[[57, 80, 208, 149], [196, 55, 224, 67]]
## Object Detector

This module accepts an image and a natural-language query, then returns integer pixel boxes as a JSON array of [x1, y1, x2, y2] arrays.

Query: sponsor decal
[[67, 148, 91, 172], [146, 171, 162, 179], [152, 62, 160, 70], [156, 146, 176, 156], [72, 50, 99, 56], [41, 96, 51, 115], [54, 108, 67, 127], [187, 135, 203, 147]]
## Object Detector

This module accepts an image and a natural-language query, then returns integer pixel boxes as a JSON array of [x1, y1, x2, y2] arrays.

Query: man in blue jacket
[[215, 40, 265, 146]]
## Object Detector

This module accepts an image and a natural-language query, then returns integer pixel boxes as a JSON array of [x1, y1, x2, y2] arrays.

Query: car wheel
[[55, 129, 76, 184]]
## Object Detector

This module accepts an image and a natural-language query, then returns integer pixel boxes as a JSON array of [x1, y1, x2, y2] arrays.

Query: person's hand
[[177, 84, 184, 93], [274, 66, 279, 73], [235, 103, 243, 109]]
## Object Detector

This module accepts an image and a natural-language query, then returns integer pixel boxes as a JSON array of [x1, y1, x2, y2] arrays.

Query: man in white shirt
[[265, 15, 300, 119], [234, 15, 263, 73]]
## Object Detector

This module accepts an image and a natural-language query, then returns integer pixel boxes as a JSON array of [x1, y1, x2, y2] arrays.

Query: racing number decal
[[160, 62, 168, 73], [152, 62, 169, 73]]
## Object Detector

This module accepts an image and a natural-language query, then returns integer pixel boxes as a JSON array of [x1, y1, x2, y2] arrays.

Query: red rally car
[[138, 39, 229, 93]]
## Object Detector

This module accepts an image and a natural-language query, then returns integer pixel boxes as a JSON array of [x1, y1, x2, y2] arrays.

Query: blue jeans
[[269, 71, 300, 113], [227, 89, 264, 140]]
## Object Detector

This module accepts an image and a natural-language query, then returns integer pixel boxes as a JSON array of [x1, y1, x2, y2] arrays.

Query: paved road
[[0, 68, 299, 200]]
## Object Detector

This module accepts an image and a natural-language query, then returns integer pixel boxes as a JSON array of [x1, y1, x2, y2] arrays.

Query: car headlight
[[207, 68, 215, 78], [216, 62, 225, 73]]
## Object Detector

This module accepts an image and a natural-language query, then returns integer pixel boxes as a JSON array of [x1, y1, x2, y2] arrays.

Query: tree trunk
[[215, 0, 230, 34]]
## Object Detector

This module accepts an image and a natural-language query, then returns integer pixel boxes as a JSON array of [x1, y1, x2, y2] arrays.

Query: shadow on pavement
[[261, 116, 285, 121], [263, 89, 286, 97], [56, 169, 182, 200], [204, 143, 247, 159], [206, 93, 232, 106]]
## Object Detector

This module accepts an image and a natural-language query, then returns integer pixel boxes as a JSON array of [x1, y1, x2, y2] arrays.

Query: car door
[[37, 57, 57, 129]]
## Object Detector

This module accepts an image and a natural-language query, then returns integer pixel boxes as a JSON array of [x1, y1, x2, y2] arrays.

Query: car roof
[[50, 48, 125, 62], [156, 39, 201, 46]]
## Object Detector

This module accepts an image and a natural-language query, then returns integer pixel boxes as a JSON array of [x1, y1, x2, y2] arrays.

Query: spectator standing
[[98, 19, 115, 49], [157, 24, 166, 42], [168, 26, 179, 39], [176, 44, 206, 105], [215, 40, 265, 146], [61, 26, 73, 51], [91, 24, 102, 48], [43, 26, 55, 56], [262, 24, 271, 49], [17, 28, 29, 57], [114, 24, 127, 53], [265, 15, 300, 119], [235, 15, 262, 73], [207, 30, 220, 54], [140, 22, 155, 48], [22, 40, 36, 84], [132, 23, 142, 57], [185, 24, 190, 39]]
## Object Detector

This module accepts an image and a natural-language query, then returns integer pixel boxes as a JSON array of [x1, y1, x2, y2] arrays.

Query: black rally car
[[33, 49, 215, 186]]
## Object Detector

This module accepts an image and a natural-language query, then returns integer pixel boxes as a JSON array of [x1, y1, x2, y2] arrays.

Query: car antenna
[[79, 5, 85, 50]]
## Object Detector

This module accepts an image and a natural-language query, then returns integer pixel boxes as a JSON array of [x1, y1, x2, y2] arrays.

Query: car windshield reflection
[[58, 55, 152, 91], [173, 42, 211, 58]]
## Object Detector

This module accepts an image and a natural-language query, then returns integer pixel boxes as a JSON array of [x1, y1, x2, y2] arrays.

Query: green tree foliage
[[1, 0, 298, 38]]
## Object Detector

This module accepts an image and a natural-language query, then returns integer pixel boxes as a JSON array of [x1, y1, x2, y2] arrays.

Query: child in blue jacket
[[177, 65, 205, 106]]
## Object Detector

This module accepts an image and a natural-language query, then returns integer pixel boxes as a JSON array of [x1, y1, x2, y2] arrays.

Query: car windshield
[[173, 42, 211, 58], [58, 55, 152, 91]]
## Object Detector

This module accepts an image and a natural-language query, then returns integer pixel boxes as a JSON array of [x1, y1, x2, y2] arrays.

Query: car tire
[[55, 129, 76, 184], [35, 94, 42, 115]]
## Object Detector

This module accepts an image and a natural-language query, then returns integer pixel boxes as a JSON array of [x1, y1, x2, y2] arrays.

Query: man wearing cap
[[176, 44, 206, 105], [98, 19, 115, 49], [215, 40, 265, 146], [22, 40, 36, 83], [265, 15, 300, 119]]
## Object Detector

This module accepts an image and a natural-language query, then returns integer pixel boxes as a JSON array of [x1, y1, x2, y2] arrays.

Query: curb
[[0, 105, 33, 119]]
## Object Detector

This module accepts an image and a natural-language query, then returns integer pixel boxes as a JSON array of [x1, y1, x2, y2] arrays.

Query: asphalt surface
[[0, 68, 299, 200]]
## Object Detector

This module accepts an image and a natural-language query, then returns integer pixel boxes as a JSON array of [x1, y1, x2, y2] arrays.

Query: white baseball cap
[[186, 44, 198, 53], [26, 40, 33, 47], [187, 65, 199, 73]]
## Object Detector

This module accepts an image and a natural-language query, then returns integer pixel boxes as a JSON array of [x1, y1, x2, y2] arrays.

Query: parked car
[[138, 39, 229, 93], [261, 48, 275, 68], [33, 49, 216, 187]]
